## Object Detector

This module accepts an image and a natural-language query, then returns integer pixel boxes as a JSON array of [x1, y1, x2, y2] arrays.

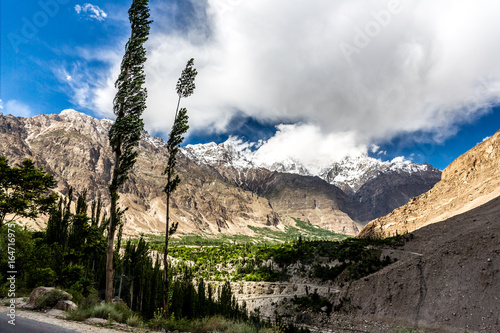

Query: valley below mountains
[[0, 110, 441, 237]]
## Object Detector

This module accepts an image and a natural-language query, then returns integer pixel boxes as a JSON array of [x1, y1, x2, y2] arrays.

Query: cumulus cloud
[[89, 0, 500, 161], [5, 100, 33, 117], [0, 99, 3, 109], [253, 124, 367, 173], [75, 3, 108, 21]]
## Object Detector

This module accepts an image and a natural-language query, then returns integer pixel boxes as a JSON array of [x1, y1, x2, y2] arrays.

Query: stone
[[54, 300, 78, 311], [22, 287, 72, 310]]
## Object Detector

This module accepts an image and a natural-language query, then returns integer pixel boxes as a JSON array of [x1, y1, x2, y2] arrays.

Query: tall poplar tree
[[163, 58, 197, 318], [106, 0, 152, 303]]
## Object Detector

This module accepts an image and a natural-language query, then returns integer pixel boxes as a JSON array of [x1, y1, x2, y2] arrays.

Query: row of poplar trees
[[105, 0, 197, 320]]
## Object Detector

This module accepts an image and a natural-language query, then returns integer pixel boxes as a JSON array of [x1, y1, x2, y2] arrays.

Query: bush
[[66, 302, 136, 324], [94, 302, 134, 323], [78, 289, 100, 309], [91, 303, 123, 322], [27, 268, 56, 288], [148, 308, 167, 330], [66, 308, 92, 321], [60, 265, 84, 288], [126, 313, 143, 327], [292, 292, 332, 314]]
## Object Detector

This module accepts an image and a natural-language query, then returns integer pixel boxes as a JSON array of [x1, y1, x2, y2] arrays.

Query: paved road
[[0, 316, 80, 333]]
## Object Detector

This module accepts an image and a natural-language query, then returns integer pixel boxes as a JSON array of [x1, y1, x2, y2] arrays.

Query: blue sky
[[1, 0, 500, 170]]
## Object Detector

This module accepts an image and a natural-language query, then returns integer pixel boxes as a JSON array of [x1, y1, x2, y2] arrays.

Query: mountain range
[[0, 110, 441, 236]]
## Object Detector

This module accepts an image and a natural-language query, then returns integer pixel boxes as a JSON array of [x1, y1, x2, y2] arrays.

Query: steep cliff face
[[359, 129, 500, 238], [353, 167, 442, 222]]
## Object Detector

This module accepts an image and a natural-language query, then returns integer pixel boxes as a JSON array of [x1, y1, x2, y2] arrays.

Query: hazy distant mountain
[[0, 110, 441, 236]]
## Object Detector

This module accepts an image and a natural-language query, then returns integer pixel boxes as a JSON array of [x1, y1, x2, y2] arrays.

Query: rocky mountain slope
[[344, 194, 500, 332], [0, 111, 279, 235], [0, 110, 440, 236], [359, 129, 500, 238]]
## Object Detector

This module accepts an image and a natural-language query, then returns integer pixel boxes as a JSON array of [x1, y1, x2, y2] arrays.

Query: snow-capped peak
[[182, 138, 255, 169], [181, 138, 439, 193]]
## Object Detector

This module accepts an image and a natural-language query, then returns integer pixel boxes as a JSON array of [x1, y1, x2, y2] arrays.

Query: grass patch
[[66, 302, 138, 324], [126, 313, 143, 327]]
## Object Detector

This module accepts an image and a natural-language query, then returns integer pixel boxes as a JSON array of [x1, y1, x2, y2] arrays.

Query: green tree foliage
[[0, 190, 107, 298], [106, 0, 152, 303], [163, 58, 198, 318], [0, 156, 57, 229], [44, 190, 108, 293], [46, 188, 73, 247]]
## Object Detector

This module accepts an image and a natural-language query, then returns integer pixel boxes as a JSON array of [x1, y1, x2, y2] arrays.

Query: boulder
[[54, 300, 78, 311], [23, 287, 72, 310]]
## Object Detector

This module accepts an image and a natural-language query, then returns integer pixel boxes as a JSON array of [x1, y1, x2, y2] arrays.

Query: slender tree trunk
[[163, 186, 171, 318], [105, 205, 117, 303], [175, 96, 181, 119], [130, 281, 134, 310], [106, 148, 121, 303]]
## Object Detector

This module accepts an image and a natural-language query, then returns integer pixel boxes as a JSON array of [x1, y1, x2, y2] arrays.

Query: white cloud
[[0, 99, 3, 109], [5, 100, 33, 118], [253, 124, 367, 173], [75, 3, 108, 21], [370, 144, 380, 154], [89, 0, 500, 160]]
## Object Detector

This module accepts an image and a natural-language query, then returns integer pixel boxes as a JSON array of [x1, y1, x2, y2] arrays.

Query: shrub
[[27, 268, 56, 288], [126, 313, 143, 327], [148, 308, 167, 330], [66, 308, 92, 321], [91, 303, 123, 323], [292, 292, 332, 314], [78, 289, 100, 309]]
